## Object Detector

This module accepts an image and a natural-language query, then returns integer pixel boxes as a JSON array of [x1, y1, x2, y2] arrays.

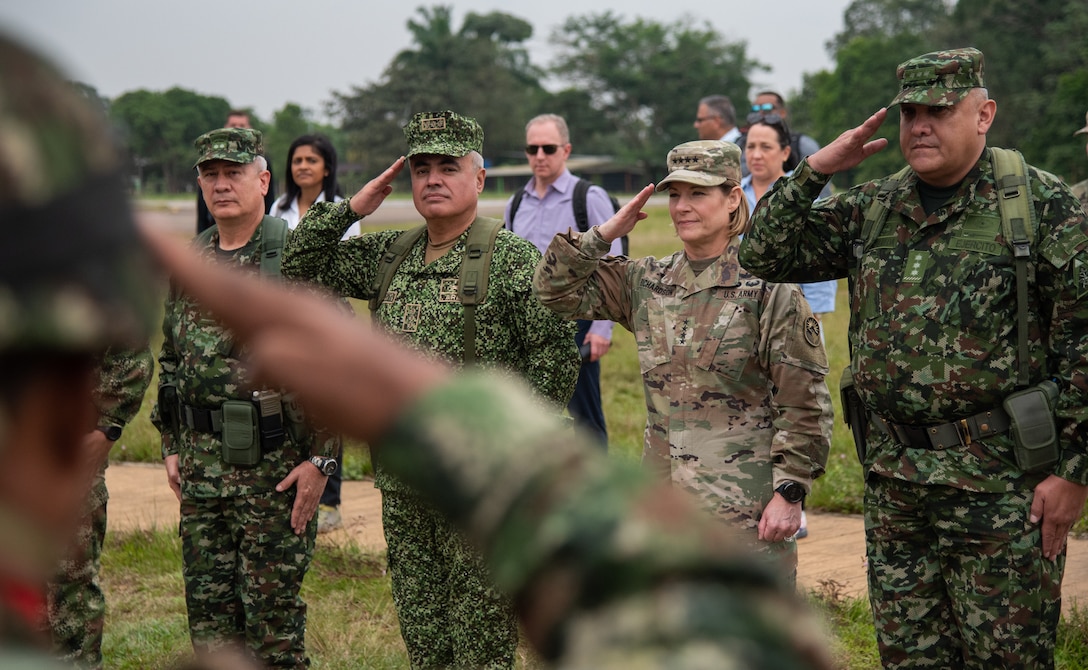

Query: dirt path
[[105, 462, 1088, 612]]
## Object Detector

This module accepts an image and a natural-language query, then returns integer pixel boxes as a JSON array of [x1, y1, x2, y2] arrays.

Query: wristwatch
[[308, 456, 338, 476], [775, 481, 806, 504], [96, 423, 123, 442]]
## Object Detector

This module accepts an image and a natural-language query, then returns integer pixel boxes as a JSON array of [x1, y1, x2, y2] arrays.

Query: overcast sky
[[0, 0, 853, 122]]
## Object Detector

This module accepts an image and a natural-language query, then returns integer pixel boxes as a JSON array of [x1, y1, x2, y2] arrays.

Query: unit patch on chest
[[402, 304, 421, 332], [438, 278, 460, 303]]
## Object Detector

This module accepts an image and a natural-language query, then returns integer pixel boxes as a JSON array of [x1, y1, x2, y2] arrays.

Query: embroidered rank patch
[[804, 316, 821, 347], [438, 278, 460, 303], [402, 304, 421, 332], [420, 117, 447, 131], [1077, 257, 1088, 300], [383, 290, 399, 305], [901, 250, 929, 283]]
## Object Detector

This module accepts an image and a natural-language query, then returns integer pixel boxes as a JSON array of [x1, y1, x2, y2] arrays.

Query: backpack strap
[[259, 216, 288, 281], [572, 178, 591, 233], [506, 188, 526, 231], [367, 225, 428, 312], [459, 217, 503, 365], [990, 147, 1036, 388]]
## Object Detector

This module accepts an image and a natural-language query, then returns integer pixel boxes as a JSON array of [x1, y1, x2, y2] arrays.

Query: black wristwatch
[[775, 481, 806, 504], [96, 424, 123, 442], [308, 456, 338, 476]]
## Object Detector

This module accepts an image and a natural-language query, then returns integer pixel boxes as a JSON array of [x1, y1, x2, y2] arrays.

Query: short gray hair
[[698, 95, 736, 127], [525, 114, 570, 144], [467, 151, 484, 171]]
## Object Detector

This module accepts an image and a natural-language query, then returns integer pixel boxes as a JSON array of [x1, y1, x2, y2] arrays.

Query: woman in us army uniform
[[533, 140, 833, 579]]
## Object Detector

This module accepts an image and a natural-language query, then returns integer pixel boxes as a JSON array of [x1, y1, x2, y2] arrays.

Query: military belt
[[181, 403, 223, 434], [870, 406, 1011, 450]]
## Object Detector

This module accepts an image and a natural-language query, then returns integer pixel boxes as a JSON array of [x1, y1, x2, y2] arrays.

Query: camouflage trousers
[[382, 490, 518, 669], [865, 474, 1063, 669], [179, 491, 316, 670], [46, 473, 107, 670]]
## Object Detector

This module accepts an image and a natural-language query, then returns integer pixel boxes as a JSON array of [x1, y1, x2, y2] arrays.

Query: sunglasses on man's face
[[525, 144, 560, 155], [752, 103, 777, 112]]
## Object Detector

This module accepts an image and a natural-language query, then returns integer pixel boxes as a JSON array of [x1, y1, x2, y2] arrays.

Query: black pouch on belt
[[1003, 380, 1060, 472], [221, 400, 261, 467]]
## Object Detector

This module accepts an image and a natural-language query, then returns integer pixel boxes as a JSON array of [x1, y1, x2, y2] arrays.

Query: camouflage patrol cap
[[1075, 110, 1088, 136], [655, 140, 742, 192], [403, 110, 484, 158], [193, 127, 264, 168], [0, 33, 155, 352], [889, 47, 985, 107]]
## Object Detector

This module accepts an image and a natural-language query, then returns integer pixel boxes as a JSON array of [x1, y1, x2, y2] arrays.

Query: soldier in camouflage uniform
[[0, 33, 155, 668], [282, 110, 579, 669], [533, 140, 832, 581], [147, 224, 838, 670], [1073, 111, 1088, 214], [152, 128, 338, 669], [47, 347, 152, 670], [739, 48, 1088, 669]]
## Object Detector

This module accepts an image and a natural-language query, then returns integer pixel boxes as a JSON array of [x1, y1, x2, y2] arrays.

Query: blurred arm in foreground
[[141, 226, 833, 670]]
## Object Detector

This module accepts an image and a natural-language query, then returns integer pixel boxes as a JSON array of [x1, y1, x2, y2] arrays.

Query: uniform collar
[[661, 237, 743, 293]]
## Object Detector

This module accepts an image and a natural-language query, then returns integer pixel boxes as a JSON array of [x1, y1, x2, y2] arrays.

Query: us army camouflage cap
[[403, 110, 484, 158], [655, 140, 742, 192], [193, 127, 265, 168], [0, 33, 156, 352], [889, 47, 985, 107], [1075, 110, 1088, 136]]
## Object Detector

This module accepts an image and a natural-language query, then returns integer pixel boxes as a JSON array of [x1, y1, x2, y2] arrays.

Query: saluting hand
[[597, 184, 655, 243], [349, 156, 406, 218], [807, 108, 890, 176]]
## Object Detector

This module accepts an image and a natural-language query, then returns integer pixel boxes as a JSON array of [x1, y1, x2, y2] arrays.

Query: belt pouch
[[221, 400, 261, 467], [1002, 380, 1060, 472]]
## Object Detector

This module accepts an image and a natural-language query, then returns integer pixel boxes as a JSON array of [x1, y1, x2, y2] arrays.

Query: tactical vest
[[367, 217, 503, 365], [193, 215, 287, 281]]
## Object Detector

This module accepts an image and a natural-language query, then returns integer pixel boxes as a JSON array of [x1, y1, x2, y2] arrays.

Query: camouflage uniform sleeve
[[379, 374, 832, 670], [1033, 169, 1088, 484], [740, 158, 868, 283], [94, 346, 153, 426], [757, 282, 833, 491], [532, 227, 637, 329], [498, 236, 580, 406], [151, 286, 179, 458], [281, 199, 384, 298]]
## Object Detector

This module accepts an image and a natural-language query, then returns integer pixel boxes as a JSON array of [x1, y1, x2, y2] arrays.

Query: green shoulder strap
[[989, 147, 1035, 388], [367, 224, 428, 312], [459, 217, 504, 365], [365, 218, 503, 365], [259, 215, 288, 281]]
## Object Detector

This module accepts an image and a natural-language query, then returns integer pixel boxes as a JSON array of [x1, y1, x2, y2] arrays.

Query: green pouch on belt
[[221, 400, 261, 467], [1003, 380, 1060, 473]]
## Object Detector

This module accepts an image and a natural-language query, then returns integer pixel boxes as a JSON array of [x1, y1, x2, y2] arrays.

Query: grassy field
[[101, 201, 1088, 668]]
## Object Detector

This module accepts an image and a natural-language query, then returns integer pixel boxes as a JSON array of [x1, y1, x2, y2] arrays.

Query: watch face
[[100, 425, 122, 441], [777, 482, 805, 504]]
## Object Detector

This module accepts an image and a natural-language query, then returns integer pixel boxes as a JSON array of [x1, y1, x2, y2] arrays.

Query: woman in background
[[271, 134, 360, 238]]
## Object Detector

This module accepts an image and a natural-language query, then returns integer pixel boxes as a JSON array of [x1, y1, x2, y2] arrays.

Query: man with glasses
[[504, 113, 621, 447], [694, 95, 741, 143]]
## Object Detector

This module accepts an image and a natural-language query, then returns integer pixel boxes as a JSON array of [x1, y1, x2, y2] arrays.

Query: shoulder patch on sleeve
[[803, 316, 821, 347]]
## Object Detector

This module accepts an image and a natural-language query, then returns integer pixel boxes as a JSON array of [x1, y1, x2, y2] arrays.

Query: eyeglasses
[[525, 144, 560, 155], [694, 116, 720, 124], [746, 111, 788, 128], [751, 103, 777, 112]]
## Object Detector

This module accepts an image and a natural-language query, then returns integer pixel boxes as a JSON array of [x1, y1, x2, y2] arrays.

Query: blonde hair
[[723, 182, 750, 238]]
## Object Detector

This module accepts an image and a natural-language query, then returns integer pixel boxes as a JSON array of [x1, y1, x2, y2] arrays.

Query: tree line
[[105, 1, 1088, 196]]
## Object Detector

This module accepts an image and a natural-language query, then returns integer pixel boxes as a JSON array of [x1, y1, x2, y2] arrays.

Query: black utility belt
[[869, 380, 1060, 473], [870, 407, 1011, 450], [181, 392, 286, 467]]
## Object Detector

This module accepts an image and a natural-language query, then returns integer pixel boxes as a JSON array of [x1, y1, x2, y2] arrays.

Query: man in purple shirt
[[505, 114, 621, 447]]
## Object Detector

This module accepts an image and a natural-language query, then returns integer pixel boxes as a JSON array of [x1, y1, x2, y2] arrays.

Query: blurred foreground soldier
[[1073, 111, 1088, 213], [740, 47, 1088, 669], [283, 110, 579, 669], [144, 224, 835, 670], [47, 348, 152, 670], [152, 127, 337, 669], [0, 32, 155, 666]]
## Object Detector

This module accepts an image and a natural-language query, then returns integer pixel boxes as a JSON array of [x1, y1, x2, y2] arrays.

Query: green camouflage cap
[[889, 47, 985, 107], [193, 127, 264, 168], [0, 32, 156, 352], [655, 140, 742, 192], [403, 110, 483, 158], [1075, 110, 1088, 136]]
